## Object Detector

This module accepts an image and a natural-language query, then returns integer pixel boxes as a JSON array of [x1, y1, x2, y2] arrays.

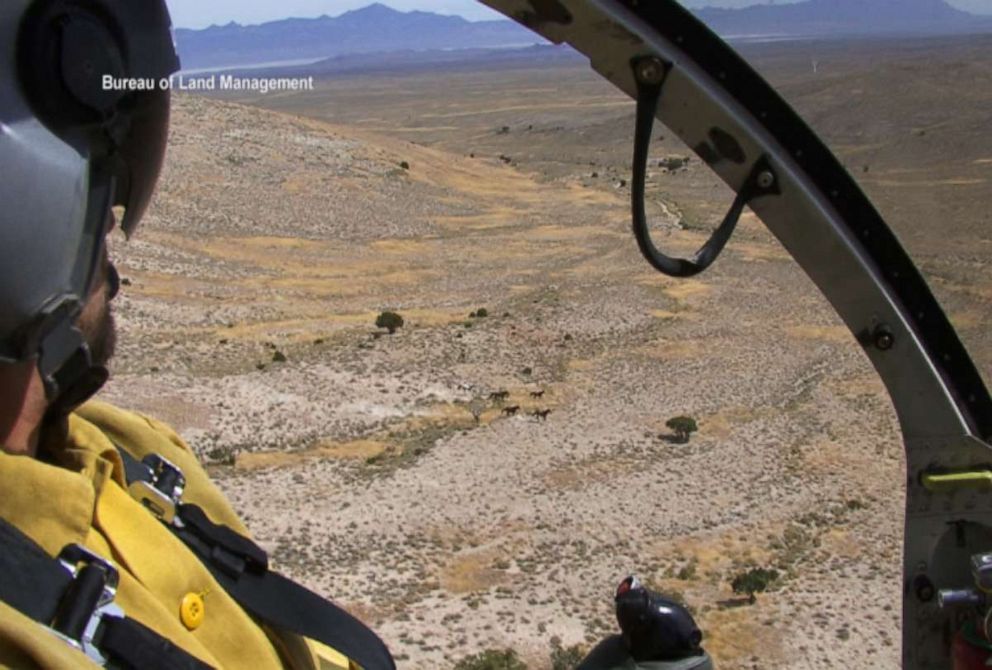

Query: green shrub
[[731, 567, 779, 604], [453, 649, 527, 670], [550, 640, 585, 670], [666, 415, 698, 443], [206, 446, 236, 466], [677, 558, 698, 581], [658, 156, 689, 171], [375, 311, 404, 334]]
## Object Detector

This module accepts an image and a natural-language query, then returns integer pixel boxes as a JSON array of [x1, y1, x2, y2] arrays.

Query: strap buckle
[[128, 453, 186, 524], [53, 545, 125, 666]]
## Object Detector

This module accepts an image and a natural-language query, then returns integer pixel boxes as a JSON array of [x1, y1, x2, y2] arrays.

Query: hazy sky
[[165, 0, 992, 29]]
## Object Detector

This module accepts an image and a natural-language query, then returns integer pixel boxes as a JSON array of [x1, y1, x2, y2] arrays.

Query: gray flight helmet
[[0, 0, 179, 409]]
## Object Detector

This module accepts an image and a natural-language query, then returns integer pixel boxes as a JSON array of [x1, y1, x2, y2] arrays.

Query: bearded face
[[76, 244, 118, 370]]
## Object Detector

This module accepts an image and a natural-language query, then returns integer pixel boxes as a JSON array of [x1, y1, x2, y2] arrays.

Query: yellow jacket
[[0, 400, 353, 670]]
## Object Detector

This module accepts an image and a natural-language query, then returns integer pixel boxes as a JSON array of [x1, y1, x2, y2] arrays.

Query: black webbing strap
[[0, 518, 213, 670], [118, 448, 396, 670], [100, 618, 213, 670], [175, 522, 395, 670], [629, 57, 779, 279], [0, 517, 74, 624]]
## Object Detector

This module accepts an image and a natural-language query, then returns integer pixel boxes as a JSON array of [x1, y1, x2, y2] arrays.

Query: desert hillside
[[101, 35, 992, 668]]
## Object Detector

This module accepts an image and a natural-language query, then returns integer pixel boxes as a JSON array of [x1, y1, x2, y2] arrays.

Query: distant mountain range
[[694, 0, 992, 38], [175, 0, 992, 71], [289, 44, 583, 78], [175, 3, 537, 71]]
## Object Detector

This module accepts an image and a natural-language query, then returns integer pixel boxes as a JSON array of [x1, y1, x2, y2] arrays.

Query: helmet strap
[[37, 319, 108, 417]]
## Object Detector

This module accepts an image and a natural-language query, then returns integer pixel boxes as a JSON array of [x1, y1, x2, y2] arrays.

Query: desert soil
[[98, 34, 992, 668]]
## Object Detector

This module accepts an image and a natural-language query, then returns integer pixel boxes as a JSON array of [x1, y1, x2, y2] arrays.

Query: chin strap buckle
[[33, 300, 109, 414], [128, 453, 187, 525], [52, 545, 125, 666]]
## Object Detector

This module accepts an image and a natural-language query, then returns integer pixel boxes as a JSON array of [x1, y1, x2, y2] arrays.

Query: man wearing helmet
[[0, 1, 392, 668]]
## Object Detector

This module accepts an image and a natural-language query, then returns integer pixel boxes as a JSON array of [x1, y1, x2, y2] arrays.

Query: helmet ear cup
[[18, 0, 128, 131], [615, 578, 704, 662]]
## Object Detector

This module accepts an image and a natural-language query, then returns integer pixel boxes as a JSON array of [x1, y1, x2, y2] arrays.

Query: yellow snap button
[[180, 592, 205, 630]]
